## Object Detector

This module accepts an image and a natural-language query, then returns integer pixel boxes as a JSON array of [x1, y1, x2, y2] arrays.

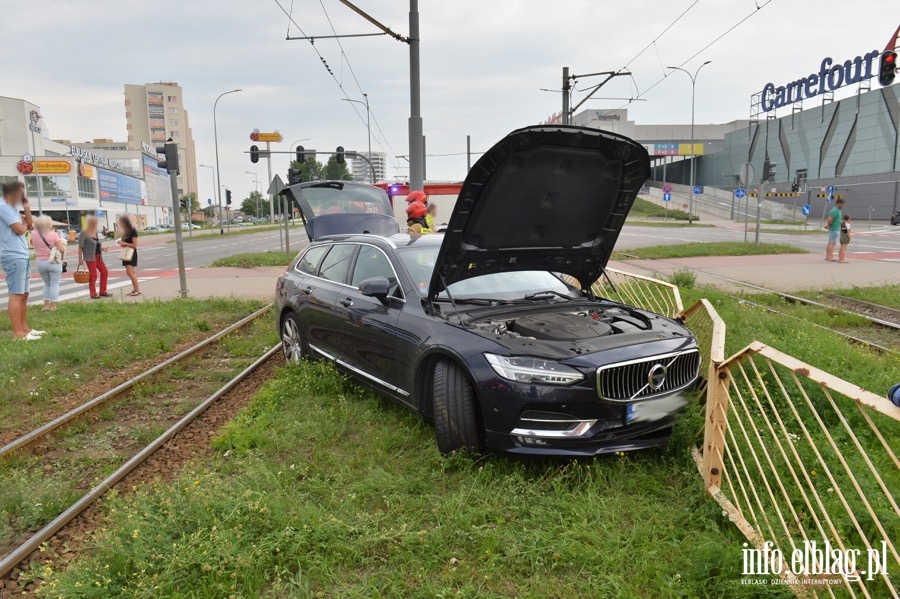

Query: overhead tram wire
[[317, 0, 402, 170], [599, 0, 776, 116], [272, 0, 399, 170]]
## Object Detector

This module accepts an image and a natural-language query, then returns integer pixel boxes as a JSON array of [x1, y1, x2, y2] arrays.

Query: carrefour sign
[[761, 50, 881, 112]]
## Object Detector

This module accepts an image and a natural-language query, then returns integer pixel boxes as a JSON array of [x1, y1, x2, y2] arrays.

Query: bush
[[669, 268, 697, 289]]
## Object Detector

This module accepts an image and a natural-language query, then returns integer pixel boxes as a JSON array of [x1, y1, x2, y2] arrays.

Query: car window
[[318, 243, 356, 284], [396, 245, 571, 300], [299, 184, 391, 217], [350, 245, 401, 297], [296, 245, 329, 275]]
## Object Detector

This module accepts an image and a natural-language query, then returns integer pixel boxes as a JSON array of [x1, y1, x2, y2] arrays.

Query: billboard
[[142, 155, 173, 207], [97, 168, 143, 204]]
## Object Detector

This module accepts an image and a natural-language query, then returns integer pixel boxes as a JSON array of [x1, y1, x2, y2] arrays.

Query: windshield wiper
[[433, 297, 498, 306], [522, 290, 576, 301]]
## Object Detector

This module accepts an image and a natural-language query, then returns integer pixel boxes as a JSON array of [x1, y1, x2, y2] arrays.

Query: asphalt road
[[3, 221, 898, 307]]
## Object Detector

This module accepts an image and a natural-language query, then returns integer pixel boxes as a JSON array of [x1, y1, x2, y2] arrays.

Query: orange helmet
[[406, 190, 427, 204], [406, 201, 427, 219]]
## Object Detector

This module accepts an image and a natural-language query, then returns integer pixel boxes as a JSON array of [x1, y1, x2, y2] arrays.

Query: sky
[[2, 0, 895, 202]]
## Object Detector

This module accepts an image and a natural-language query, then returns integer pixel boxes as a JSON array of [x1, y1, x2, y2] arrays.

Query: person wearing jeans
[[33, 215, 66, 311], [78, 215, 110, 299], [0, 181, 44, 340]]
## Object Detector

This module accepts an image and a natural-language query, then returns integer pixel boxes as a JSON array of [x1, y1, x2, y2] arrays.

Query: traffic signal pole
[[169, 170, 189, 297]]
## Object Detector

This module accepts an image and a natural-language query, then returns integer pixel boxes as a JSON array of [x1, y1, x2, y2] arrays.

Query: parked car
[[275, 126, 700, 456], [143, 225, 165, 232], [182, 223, 201, 230], [892, 211, 900, 226]]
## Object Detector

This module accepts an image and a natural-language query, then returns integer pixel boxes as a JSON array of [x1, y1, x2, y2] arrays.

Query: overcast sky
[[2, 0, 895, 201]]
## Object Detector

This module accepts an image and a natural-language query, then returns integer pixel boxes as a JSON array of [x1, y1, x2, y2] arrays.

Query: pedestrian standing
[[33, 215, 66, 311], [839, 214, 852, 263], [824, 198, 844, 262], [0, 181, 44, 340], [426, 202, 438, 231], [78, 215, 111, 299], [118, 215, 140, 296]]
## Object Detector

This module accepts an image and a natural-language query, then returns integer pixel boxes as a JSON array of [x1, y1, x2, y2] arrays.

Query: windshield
[[397, 245, 573, 300], [298, 183, 391, 217]]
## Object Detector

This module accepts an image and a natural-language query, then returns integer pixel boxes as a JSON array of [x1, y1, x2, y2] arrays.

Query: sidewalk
[[610, 251, 900, 293], [104, 266, 286, 302]]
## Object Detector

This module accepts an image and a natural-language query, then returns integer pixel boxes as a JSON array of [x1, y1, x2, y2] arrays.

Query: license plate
[[625, 393, 690, 424]]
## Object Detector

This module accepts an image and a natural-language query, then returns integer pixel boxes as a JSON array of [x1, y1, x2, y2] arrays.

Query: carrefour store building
[[0, 96, 173, 230]]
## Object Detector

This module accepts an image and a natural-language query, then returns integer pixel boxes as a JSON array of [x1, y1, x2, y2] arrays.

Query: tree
[[179, 192, 199, 213], [322, 155, 353, 181], [240, 190, 268, 218]]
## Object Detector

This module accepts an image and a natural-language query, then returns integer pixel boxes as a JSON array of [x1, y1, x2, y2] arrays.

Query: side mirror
[[359, 276, 390, 299]]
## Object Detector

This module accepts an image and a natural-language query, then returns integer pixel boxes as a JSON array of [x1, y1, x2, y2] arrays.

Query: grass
[[612, 241, 808, 260], [628, 197, 695, 221], [180, 224, 300, 242], [823, 284, 900, 311], [0, 298, 266, 437], [209, 251, 293, 269], [40, 360, 787, 598], [624, 221, 715, 228]]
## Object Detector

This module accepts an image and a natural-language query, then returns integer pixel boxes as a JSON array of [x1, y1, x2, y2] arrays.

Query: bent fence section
[[602, 270, 899, 596]]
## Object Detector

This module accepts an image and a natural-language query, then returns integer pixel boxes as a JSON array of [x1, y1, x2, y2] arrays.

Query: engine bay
[[470, 307, 652, 342]]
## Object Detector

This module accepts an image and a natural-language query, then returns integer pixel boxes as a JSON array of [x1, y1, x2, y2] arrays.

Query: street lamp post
[[29, 112, 44, 213], [667, 61, 711, 225], [213, 89, 242, 234], [342, 95, 372, 182], [245, 171, 260, 218], [199, 164, 216, 221]]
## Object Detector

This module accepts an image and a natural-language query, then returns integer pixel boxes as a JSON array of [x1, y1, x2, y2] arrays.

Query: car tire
[[280, 312, 307, 364], [432, 359, 484, 454]]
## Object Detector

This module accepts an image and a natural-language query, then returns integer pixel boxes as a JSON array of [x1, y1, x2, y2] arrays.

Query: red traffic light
[[887, 53, 895, 63], [879, 51, 897, 86]]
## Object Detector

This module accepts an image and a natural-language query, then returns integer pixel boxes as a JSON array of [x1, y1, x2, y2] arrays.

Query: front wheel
[[280, 313, 307, 364], [432, 359, 484, 455]]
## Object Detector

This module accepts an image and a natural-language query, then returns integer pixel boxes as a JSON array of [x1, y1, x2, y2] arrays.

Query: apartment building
[[124, 82, 198, 198], [350, 151, 387, 183]]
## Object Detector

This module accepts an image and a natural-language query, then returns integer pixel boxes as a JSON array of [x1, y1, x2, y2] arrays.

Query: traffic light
[[250, 145, 260, 164], [336, 146, 345, 164], [762, 159, 776, 181], [180, 197, 188, 211], [155, 141, 179, 174], [225, 189, 232, 206], [295, 146, 305, 164], [879, 50, 897, 87], [288, 167, 302, 185], [791, 182, 799, 193]]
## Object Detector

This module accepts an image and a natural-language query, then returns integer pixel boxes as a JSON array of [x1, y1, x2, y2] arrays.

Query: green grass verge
[[0, 298, 265, 435], [209, 251, 293, 268], [613, 241, 808, 260], [624, 221, 715, 228], [823, 284, 900, 311], [629, 197, 694, 221], [41, 360, 781, 598]]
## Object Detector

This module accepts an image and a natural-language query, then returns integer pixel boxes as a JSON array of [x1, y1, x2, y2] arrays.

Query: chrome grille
[[597, 350, 700, 401]]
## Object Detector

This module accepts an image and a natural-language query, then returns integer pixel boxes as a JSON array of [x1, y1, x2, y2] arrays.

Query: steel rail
[[0, 303, 273, 460], [0, 344, 281, 579]]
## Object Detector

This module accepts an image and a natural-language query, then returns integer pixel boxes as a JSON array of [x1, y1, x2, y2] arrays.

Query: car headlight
[[484, 353, 584, 385]]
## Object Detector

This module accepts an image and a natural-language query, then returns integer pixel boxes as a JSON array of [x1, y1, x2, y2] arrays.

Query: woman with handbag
[[32, 215, 66, 311], [77, 215, 110, 299], [118, 215, 140, 296]]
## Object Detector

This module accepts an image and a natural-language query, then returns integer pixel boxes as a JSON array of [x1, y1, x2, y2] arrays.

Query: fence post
[[701, 365, 730, 491]]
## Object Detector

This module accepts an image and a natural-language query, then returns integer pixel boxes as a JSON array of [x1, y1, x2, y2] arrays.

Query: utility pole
[[466, 135, 471, 171], [561, 67, 570, 125], [408, 0, 423, 191], [157, 141, 188, 297], [667, 61, 712, 225]]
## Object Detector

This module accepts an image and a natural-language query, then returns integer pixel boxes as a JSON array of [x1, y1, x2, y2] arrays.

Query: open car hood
[[427, 126, 650, 303], [282, 180, 400, 242]]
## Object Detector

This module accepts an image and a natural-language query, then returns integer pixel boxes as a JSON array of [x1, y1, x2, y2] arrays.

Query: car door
[[300, 243, 358, 359], [331, 243, 407, 400]]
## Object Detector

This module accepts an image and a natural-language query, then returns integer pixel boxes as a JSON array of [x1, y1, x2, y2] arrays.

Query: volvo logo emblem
[[648, 364, 667, 390]]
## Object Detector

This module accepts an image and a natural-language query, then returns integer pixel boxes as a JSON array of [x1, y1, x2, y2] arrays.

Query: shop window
[[77, 176, 97, 198], [25, 176, 71, 197]]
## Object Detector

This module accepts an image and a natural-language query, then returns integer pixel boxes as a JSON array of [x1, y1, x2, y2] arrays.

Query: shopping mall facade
[[0, 96, 173, 230]]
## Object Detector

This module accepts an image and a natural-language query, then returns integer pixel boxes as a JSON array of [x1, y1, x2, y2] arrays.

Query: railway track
[[0, 306, 281, 583], [612, 252, 900, 352]]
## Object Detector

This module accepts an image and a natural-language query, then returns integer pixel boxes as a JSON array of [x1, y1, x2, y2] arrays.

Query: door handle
[[303, 286, 313, 294], [339, 297, 353, 307]]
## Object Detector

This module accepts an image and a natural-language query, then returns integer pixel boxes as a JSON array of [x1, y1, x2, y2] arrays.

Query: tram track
[[0, 306, 283, 590]]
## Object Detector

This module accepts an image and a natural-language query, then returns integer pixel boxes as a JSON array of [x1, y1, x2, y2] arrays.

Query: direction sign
[[663, 193, 672, 202], [735, 188, 746, 199], [267, 174, 286, 195], [692, 185, 702, 195], [827, 185, 835, 194], [663, 183, 672, 193], [801, 204, 811, 216], [739, 162, 755, 187], [207, 198, 212, 206], [250, 129, 283, 143]]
